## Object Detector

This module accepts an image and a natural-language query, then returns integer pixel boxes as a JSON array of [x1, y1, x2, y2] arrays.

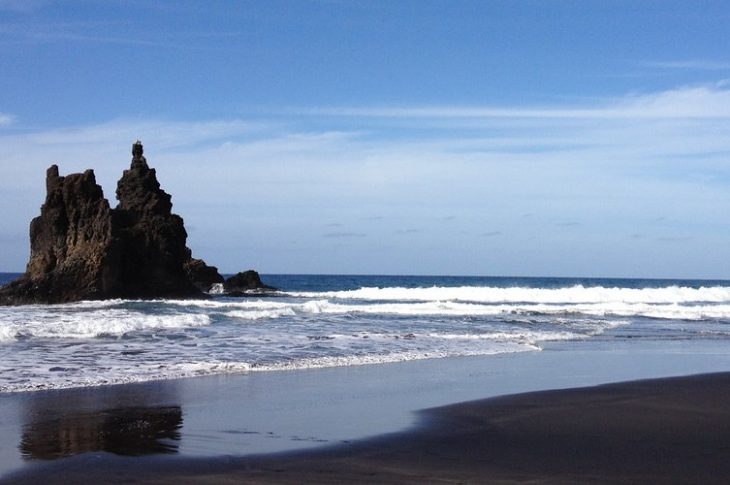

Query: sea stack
[[0, 142, 217, 304], [110, 141, 202, 298]]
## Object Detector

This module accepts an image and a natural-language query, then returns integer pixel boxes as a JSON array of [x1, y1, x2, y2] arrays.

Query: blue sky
[[1, 0, 729, 278]]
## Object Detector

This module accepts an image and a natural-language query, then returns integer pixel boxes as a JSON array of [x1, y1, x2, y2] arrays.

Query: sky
[[0, 0, 729, 278]]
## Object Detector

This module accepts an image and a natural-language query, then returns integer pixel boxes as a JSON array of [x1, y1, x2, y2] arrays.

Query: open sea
[[1, 272, 730, 394]]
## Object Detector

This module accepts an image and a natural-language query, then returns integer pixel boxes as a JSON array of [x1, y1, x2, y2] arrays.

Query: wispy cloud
[[298, 83, 730, 119], [10, 118, 263, 148], [0, 113, 14, 126], [640, 60, 730, 71]]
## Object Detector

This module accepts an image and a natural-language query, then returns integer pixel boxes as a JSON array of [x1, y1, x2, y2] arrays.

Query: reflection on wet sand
[[20, 406, 182, 459]]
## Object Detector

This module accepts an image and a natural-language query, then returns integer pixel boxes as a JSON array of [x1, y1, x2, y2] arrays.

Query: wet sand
[[6, 372, 730, 484]]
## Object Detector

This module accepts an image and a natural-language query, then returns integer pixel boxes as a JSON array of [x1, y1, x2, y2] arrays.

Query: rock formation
[[0, 141, 260, 305], [0, 166, 119, 304], [109, 143, 201, 299], [183, 250, 224, 292], [224, 270, 275, 295]]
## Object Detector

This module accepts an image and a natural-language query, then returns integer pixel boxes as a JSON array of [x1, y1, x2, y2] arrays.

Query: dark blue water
[[5, 272, 729, 293], [260, 274, 730, 292], [0, 273, 20, 286]]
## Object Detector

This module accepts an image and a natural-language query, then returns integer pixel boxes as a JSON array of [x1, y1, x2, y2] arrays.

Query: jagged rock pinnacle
[[131, 140, 147, 169]]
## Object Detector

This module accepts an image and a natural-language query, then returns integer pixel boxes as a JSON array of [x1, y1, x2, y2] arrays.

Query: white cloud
[[18, 118, 263, 147], [618, 85, 730, 118], [302, 83, 730, 119], [641, 60, 730, 71], [1, 83, 729, 276]]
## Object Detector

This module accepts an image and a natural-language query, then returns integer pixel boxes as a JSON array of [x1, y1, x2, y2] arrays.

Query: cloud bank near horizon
[[0, 83, 728, 278]]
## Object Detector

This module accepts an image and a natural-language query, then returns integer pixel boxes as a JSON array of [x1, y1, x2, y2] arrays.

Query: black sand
[[6, 372, 730, 484]]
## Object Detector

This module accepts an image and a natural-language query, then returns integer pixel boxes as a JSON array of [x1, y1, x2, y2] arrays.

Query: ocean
[[1, 272, 730, 394]]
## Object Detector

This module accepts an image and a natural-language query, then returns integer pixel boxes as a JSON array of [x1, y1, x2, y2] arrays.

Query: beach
[[3, 0, 729, 482], [145, 372, 730, 484], [3, 337, 730, 483]]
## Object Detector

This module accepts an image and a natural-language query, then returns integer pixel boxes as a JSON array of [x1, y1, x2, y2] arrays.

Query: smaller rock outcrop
[[183, 251, 224, 292], [224, 270, 276, 295]]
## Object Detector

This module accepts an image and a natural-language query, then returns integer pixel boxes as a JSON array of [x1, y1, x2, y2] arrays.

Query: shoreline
[[3, 338, 730, 481], [5, 371, 730, 483]]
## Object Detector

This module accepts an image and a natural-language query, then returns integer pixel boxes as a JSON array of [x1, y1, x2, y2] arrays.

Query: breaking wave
[[291, 285, 730, 305], [0, 308, 211, 341], [2, 278, 729, 393]]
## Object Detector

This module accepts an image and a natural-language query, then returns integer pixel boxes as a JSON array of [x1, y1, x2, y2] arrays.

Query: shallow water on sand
[[2, 337, 730, 478]]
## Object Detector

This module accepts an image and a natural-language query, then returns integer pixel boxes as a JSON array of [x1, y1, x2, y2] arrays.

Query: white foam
[[0, 325, 16, 342], [248, 345, 538, 372], [299, 299, 498, 316], [209, 283, 225, 294], [225, 308, 297, 320], [425, 331, 579, 342], [2, 281, 729, 394], [0, 309, 211, 341], [0, 360, 254, 393], [0, 344, 541, 393], [290, 299, 730, 320], [165, 299, 294, 309], [167, 361, 253, 375], [525, 302, 730, 320], [291, 285, 730, 305]]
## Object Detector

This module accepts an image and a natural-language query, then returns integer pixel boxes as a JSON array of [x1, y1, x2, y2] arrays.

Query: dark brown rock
[[110, 142, 200, 299], [0, 142, 209, 304], [184, 251, 224, 292], [224, 270, 275, 295], [0, 166, 118, 304]]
